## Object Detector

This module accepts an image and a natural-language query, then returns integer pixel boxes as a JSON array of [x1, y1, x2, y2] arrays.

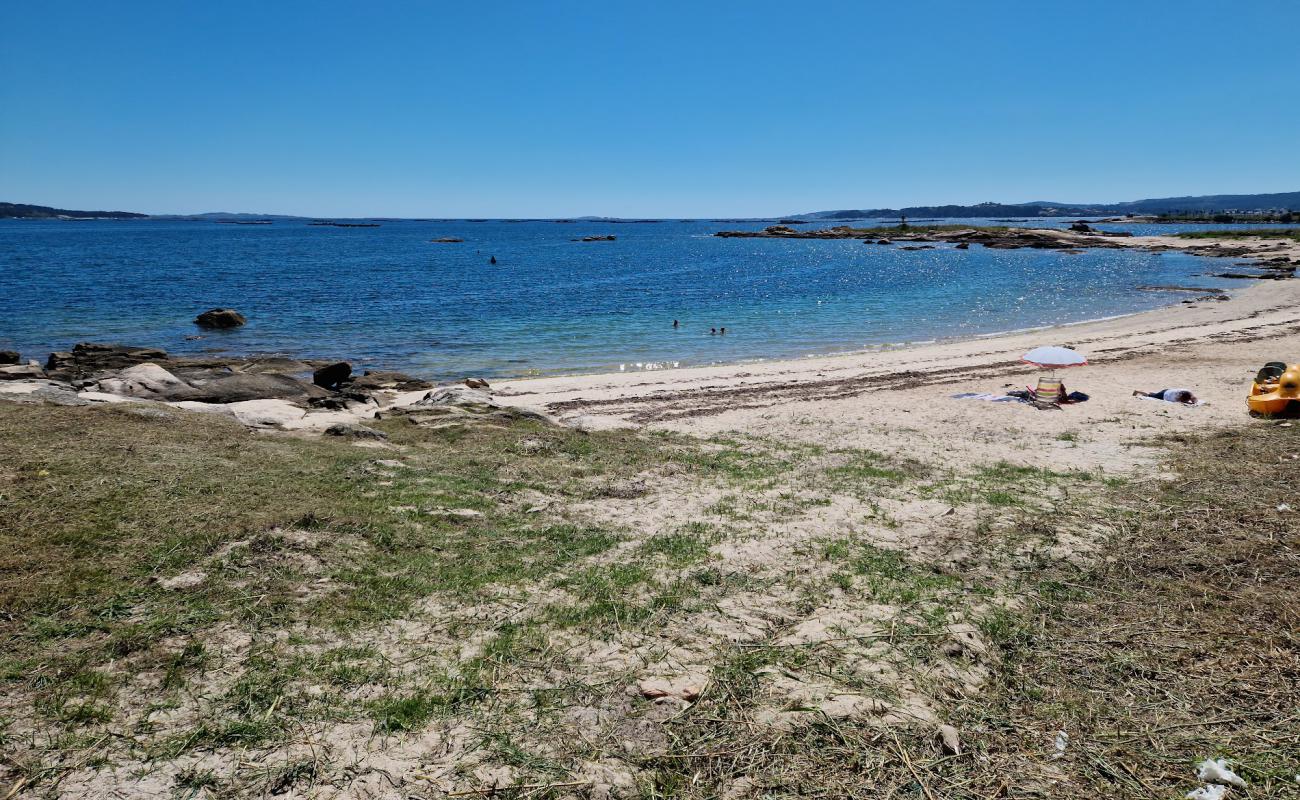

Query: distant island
[[3, 191, 1297, 222], [0, 202, 147, 220]]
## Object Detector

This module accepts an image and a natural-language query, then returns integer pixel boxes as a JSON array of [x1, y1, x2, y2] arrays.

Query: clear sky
[[2, 0, 1297, 217]]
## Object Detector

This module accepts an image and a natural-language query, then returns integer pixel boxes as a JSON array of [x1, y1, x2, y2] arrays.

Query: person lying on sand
[[1133, 388, 1198, 405]]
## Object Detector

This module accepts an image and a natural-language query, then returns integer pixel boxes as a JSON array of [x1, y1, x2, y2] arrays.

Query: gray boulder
[[184, 373, 324, 403], [94, 363, 323, 404], [0, 362, 46, 381], [324, 423, 389, 440], [349, 370, 433, 391], [95, 363, 198, 400]]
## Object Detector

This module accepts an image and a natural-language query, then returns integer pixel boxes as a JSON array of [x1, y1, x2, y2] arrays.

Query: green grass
[[827, 449, 924, 485], [1176, 227, 1300, 241], [0, 402, 796, 755]]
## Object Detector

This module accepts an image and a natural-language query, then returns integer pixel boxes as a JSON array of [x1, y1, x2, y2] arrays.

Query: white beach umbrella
[[1022, 346, 1088, 369]]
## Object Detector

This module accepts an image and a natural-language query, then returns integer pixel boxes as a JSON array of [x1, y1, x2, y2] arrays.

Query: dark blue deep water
[[0, 217, 1254, 379]]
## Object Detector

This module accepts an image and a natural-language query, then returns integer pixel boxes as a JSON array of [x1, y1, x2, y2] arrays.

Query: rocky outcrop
[[715, 225, 1136, 250], [0, 362, 45, 381], [313, 362, 352, 391], [94, 363, 324, 403], [96, 363, 198, 400], [194, 308, 247, 329], [431, 237, 464, 243], [0, 351, 19, 365], [348, 371, 433, 392], [574, 235, 616, 242], [182, 372, 324, 403], [45, 343, 170, 380]]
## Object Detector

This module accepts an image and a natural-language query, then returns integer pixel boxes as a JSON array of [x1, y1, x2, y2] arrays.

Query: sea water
[[0, 217, 1253, 380]]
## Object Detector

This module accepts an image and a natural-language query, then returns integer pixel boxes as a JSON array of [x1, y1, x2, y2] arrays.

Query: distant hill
[[149, 212, 307, 221], [798, 192, 1300, 220], [0, 202, 147, 220]]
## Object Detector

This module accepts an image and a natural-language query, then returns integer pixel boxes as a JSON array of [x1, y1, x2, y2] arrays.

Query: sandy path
[[497, 248, 1300, 473]]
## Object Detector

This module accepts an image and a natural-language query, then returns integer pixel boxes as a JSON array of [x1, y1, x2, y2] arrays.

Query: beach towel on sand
[[951, 392, 1021, 402], [951, 391, 1090, 407]]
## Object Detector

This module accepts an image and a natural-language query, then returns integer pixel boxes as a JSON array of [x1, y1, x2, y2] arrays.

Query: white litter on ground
[[1186, 785, 1228, 800], [1052, 730, 1068, 758], [1196, 758, 1246, 788]]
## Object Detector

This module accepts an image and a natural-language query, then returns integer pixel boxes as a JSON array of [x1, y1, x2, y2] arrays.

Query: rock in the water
[[575, 235, 616, 242], [876, 239, 891, 244], [194, 308, 247, 329], [313, 361, 352, 391], [955, 242, 970, 249], [1069, 222, 1095, 233], [0, 350, 19, 365], [431, 237, 464, 243], [46, 343, 170, 380], [464, 377, 490, 389], [324, 422, 389, 440]]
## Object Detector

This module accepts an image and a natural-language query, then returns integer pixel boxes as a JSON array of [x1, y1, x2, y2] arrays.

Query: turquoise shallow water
[[0, 217, 1256, 380]]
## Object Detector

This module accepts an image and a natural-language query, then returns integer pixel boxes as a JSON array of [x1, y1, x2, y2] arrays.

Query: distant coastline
[[4, 190, 1298, 222]]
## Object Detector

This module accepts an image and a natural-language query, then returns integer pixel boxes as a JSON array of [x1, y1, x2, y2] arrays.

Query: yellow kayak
[[1248, 362, 1300, 416]]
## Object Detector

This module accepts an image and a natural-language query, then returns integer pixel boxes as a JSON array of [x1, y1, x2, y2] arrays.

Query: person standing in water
[[489, 255, 497, 264], [719, 327, 726, 335], [672, 320, 679, 328]]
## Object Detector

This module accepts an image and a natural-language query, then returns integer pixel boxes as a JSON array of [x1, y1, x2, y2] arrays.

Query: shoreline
[[3, 231, 1296, 445], [492, 270, 1300, 442]]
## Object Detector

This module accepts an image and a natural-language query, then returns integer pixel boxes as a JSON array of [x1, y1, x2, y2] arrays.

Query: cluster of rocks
[[1203, 252, 1298, 280], [715, 224, 1134, 250], [573, 235, 616, 242], [0, 339, 535, 436], [0, 341, 427, 410]]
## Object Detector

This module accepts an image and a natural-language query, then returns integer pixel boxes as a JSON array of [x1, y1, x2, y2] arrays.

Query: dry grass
[[1, 399, 1295, 798], [649, 421, 1300, 798]]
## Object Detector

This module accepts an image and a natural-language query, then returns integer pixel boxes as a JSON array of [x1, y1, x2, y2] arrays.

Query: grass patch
[[1176, 228, 1300, 241], [0, 402, 704, 756]]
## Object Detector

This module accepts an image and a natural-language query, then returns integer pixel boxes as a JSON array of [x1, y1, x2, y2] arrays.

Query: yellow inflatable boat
[[1248, 362, 1300, 416]]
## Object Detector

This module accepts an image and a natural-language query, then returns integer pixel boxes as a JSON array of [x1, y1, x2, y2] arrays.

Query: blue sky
[[2, 1, 1297, 217]]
